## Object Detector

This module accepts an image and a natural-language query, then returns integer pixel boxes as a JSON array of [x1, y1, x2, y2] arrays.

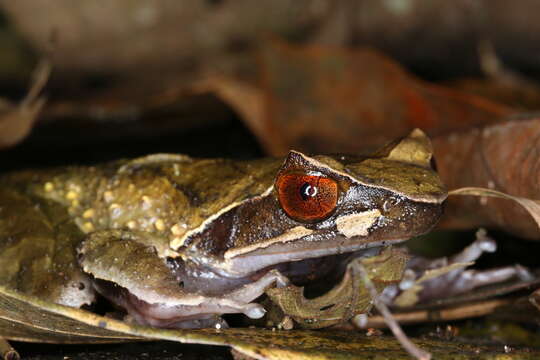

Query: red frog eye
[[276, 174, 338, 222]]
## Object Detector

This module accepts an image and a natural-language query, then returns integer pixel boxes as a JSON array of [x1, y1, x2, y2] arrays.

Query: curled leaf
[[435, 118, 540, 239], [448, 187, 540, 231]]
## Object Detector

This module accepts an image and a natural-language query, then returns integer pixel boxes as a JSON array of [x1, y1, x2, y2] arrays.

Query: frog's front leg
[[78, 230, 289, 328], [384, 230, 533, 305]]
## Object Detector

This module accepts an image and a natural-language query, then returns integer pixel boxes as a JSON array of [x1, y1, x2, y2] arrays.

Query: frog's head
[[180, 129, 447, 276]]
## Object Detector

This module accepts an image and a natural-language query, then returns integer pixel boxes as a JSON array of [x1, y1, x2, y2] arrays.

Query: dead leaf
[[449, 78, 540, 110], [3, 284, 540, 360], [435, 117, 540, 239], [214, 40, 512, 156], [449, 187, 540, 230]]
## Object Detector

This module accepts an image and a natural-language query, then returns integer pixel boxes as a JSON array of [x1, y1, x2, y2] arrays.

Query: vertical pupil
[[300, 182, 317, 200]]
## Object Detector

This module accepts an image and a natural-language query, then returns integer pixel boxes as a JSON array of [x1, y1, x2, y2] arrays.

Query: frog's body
[[0, 130, 446, 328]]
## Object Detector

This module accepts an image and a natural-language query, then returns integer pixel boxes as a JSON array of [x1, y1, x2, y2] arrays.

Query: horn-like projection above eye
[[276, 173, 338, 222]]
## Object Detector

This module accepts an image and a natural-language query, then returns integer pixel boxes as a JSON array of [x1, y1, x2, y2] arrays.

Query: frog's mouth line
[[173, 247, 383, 303], [218, 236, 407, 277]]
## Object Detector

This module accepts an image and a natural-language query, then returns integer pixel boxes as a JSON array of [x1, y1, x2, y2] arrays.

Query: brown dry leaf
[[449, 187, 540, 229], [449, 78, 540, 110], [0, 60, 49, 149], [435, 117, 540, 239], [218, 40, 512, 156], [3, 284, 540, 360]]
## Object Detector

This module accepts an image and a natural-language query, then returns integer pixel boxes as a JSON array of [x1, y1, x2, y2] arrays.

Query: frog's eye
[[276, 174, 338, 222]]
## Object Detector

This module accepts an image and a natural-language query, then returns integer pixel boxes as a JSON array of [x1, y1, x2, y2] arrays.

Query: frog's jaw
[[218, 235, 406, 276], [190, 197, 443, 277]]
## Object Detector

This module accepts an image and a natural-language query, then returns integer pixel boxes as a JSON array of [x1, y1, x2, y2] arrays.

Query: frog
[[0, 129, 525, 330]]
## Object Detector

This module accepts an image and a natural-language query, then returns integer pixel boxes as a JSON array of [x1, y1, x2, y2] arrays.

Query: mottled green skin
[[0, 154, 283, 305], [0, 186, 91, 307], [2, 155, 282, 251]]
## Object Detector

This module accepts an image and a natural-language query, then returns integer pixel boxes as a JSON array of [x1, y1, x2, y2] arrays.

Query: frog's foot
[[411, 264, 533, 303], [391, 230, 533, 304]]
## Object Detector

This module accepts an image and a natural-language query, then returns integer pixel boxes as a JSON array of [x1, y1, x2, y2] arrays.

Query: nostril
[[319, 304, 335, 311]]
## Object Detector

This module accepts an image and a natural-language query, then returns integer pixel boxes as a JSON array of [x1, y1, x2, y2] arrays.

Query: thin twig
[[0, 338, 19, 360], [20, 59, 51, 109], [356, 298, 512, 329], [356, 263, 431, 360]]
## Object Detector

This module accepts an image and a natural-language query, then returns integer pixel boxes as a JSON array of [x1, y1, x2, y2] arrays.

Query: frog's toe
[[243, 303, 266, 319], [478, 238, 497, 253], [398, 269, 417, 291], [396, 231, 536, 305], [455, 265, 534, 291], [515, 264, 534, 282], [419, 265, 534, 301], [449, 229, 497, 264]]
